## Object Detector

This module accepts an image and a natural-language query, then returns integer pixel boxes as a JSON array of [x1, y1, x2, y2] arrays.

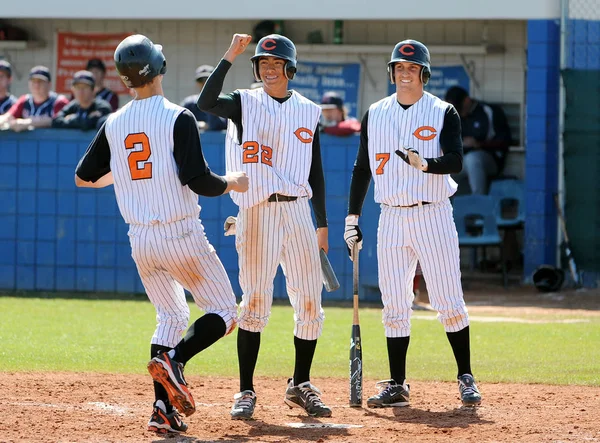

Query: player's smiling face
[[394, 62, 422, 89], [258, 57, 287, 88]]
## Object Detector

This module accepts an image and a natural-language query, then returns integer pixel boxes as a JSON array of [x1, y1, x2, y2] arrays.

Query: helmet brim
[[389, 58, 428, 67], [251, 53, 288, 61]]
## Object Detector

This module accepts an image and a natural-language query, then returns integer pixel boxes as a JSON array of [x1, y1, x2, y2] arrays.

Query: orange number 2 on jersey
[[243, 141, 273, 166], [125, 133, 152, 180], [375, 153, 390, 175]]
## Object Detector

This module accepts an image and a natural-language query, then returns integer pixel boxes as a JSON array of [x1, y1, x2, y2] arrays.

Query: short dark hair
[[86, 58, 106, 73], [444, 86, 469, 109]]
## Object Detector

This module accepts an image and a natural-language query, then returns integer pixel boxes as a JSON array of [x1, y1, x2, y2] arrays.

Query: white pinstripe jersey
[[367, 91, 458, 206], [104, 95, 200, 225], [225, 88, 321, 209]]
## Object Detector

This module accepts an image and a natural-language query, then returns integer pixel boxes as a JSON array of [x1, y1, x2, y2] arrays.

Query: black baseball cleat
[[284, 378, 332, 417], [458, 374, 482, 406], [147, 352, 196, 416], [230, 390, 257, 420], [367, 379, 410, 408], [147, 400, 188, 434]]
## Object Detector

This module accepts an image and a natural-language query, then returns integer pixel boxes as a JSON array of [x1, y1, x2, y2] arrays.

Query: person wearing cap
[[0, 60, 17, 116], [444, 86, 512, 194], [180, 65, 227, 130], [86, 58, 119, 112], [52, 70, 112, 130], [0, 65, 69, 132], [319, 91, 361, 136]]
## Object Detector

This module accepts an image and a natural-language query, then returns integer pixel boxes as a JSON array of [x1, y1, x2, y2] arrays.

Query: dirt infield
[[5, 372, 599, 443], [5, 288, 600, 442]]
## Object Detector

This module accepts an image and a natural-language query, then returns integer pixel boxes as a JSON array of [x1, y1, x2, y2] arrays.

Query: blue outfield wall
[[0, 129, 382, 301], [523, 20, 560, 281], [523, 17, 598, 284]]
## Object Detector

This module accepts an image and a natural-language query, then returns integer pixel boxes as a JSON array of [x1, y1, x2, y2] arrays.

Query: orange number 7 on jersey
[[243, 141, 273, 166], [125, 133, 153, 180], [375, 153, 390, 175]]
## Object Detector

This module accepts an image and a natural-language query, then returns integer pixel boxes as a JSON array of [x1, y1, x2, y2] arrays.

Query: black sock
[[446, 326, 472, 378], [386, 336, 410, 384], [293, 336, 317, 386], [238, 328, 261, 392], [173, 313, 226, 365], [150, 344, 173, 413]]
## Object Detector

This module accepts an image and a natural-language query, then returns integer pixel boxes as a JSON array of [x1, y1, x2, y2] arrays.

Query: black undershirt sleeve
[[173, 110, 228, 197], [196, 59, 242, 125], [75, 122, 111, 182], [307, 129, 327, 228], [348, 111, 372, 216], [424, 105, 463, 175]]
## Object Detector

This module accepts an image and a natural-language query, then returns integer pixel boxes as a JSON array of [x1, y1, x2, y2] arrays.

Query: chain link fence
[[562, 0, 600, 69]]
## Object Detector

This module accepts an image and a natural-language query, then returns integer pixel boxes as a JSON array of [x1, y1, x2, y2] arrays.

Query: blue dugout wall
[[0, 130, 381, 300]]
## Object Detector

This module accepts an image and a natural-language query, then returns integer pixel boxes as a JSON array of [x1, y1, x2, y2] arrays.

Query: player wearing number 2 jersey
[[197, 33, 331, 420], [74, 34, 249, 434]]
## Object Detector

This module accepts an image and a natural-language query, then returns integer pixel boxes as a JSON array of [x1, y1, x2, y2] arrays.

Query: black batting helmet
[[114, 34, 167, 88], [388, 39, 431, 85], [251, 34, 297, 81], [532, 265, 565, 293]]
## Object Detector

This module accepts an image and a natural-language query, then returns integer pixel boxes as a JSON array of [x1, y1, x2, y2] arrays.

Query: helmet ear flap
[[421, 67, 431, 85], [252, 60, 261, 82], [388, 63, 395, 84], [285, 61, 297, 80]]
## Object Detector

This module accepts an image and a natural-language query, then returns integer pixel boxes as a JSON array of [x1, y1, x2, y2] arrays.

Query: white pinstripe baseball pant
[[235, 198, 324, 340], [129, 217, 238, 348], [377, 200, 469, 337]]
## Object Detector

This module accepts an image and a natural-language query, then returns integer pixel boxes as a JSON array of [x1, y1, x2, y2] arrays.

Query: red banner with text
[[55, 32, 130, 94]]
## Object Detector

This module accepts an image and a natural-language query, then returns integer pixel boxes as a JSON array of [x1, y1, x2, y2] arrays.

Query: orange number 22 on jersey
[[375, 153, 390, 175], [243, 141, 273, 166], [125, 133, 152, 180]]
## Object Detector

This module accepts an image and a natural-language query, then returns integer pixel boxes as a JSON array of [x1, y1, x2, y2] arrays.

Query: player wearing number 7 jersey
[[345, 39, 482, 409], [197, 33, 331, 420], [74, 35, 249, 434]]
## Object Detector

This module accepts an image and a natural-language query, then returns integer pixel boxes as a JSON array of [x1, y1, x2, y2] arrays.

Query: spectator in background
[[0, 60, 17, 116], [0, 66, 69, 132], [180, 65, 227, 131], [52, 70, 112, 131], [444, 86, 512, 194], [86, 58, 119, 112], [319, 91, 361, 136]]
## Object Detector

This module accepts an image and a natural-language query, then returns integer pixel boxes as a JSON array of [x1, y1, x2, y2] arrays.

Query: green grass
[[1, 296, 599, 385]]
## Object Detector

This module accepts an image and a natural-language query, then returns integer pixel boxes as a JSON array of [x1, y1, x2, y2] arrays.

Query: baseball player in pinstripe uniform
[[344, 39, 482, 408], [198, 33, 331, 420], [75, 35, 249, 434]]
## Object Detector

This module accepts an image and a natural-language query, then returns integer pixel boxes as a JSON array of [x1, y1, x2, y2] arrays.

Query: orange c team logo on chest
[[294, 127, 314, 143], [413, 126, 437, 141]]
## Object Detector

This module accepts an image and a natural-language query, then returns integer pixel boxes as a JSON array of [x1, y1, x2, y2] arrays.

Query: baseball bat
[[349, 243, 363, 407], [554, 194, 581, 287], [320, 248, 340, 292]]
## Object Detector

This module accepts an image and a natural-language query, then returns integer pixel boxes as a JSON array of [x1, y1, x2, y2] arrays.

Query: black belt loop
[[268, 193, 298, 202]]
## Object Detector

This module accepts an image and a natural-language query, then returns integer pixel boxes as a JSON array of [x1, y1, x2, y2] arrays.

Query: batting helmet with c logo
[[388, 39, 431, 85], [251, 34, 297, 81]]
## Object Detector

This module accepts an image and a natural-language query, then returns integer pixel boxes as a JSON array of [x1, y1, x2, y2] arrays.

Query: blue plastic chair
[[452, 195, 508, 288], [489, 179, 525, 229]]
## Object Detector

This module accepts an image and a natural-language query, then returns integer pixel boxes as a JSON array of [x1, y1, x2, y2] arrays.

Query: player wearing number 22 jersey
[[75, 34, 249, 434], [197, 33, 331, 420]]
